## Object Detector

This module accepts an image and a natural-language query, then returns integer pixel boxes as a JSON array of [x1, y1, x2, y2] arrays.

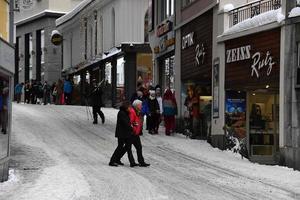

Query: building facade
[[14, 0, 84, 87], [0, 0, 14, 182], [56, 0, 151, 106]]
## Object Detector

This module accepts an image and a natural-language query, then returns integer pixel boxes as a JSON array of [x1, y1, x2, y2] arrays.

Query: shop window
[[297, 42, 300, 87], [161, 56, 175, 90], [104, 62, 112, 106], [116, 57, 125, 104], [137, 53, 153, 86]]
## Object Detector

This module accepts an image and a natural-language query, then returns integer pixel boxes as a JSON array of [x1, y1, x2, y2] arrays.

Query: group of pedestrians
[[14, 78, 73, 105], [108, 83, 178, 167], [130, 84, 178, 136]]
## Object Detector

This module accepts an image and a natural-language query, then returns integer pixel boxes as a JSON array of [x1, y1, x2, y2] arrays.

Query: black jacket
[[115, 108, 133, 139], [89, 86, 103, 107]]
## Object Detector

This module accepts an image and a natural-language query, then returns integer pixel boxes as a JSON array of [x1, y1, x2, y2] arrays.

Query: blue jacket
[[63, 80, 72, 94], [15, 84, 23, 94], [163, 99, 177, 116]]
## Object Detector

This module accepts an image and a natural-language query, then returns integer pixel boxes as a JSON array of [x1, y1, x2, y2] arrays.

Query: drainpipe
[[9, 0, 14, 45]]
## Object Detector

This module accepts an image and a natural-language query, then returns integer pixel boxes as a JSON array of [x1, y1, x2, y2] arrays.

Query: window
[[15, 0, 20, 10], [29, 33, 33, 80], [84, 18, 87, 60], [160, 0, 174, 22], [94, 11, 98, 56], [297, 42, 300, 87], [41, 30, 45, 64], [111, 8, 115, 47], [182, 0, 196, 8]]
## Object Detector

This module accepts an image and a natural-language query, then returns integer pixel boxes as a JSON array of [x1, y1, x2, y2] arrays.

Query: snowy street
[[0, 103, 300, 200]]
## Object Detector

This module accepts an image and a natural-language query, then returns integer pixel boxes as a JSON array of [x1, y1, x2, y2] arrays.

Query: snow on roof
[[223, 8, 285, 36], [289, 7, 300, 18], [56, 0, 94, 27], [223, 4, 234, 12], [15, 10, 66, 26]]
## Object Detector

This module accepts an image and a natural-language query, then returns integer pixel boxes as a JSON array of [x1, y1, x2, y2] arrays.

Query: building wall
[[0, 0, 9, 41], [15, 0, 84, 22], [16, 17, 62, 84], [58, 0, 148, 72]]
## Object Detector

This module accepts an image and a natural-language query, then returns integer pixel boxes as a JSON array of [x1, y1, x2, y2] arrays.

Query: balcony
[[229, 0, 281, 27]]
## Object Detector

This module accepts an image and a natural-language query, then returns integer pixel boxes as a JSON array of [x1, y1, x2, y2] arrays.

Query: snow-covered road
[[1, 103, 300, 200]]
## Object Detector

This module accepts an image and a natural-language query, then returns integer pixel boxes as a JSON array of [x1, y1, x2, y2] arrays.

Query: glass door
[[248, 92, 279, 164]]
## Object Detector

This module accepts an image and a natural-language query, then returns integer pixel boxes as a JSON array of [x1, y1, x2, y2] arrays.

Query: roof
[[15, 10, 66, 27], [56, 0, 94, 27]]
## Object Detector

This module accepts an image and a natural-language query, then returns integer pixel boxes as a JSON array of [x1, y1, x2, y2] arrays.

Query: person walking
[[14, 82, 24, 103], [163, 89, 178, 136], [109, 101, 137, 167], [129, 100, 150, 167], [89, 79, 105, 124], [63, 78, 73, 105]]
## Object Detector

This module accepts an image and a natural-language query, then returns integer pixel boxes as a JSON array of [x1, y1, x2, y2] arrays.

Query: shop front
[[225, 29, 280, 164], [153, 18, 176, 91], [180, 9, 213, 139]]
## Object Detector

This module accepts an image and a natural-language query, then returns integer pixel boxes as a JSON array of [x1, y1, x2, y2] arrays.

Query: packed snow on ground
[[0, 104, 300, 200], [289, 7, 300, 18], [223, 8, 285, 36]]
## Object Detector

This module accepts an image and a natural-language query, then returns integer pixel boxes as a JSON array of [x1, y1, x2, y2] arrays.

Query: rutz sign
[[182, 32, 206, 66], [226, 45, 276, 78]]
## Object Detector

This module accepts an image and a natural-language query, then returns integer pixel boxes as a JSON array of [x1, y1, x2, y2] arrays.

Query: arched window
[[111, 8, 115, 47], [144, 10, 149, 42]]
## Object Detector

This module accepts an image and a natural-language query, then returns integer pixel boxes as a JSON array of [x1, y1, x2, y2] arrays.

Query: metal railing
[[229, 0, 281, 27]]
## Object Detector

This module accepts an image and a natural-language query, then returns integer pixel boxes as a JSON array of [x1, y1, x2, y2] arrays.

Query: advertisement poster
[[225, 91, 246, 139], [213, 59, 219, 118]]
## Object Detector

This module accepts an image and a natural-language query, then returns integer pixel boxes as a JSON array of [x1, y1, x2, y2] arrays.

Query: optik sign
[[182, 32, 206, 66]]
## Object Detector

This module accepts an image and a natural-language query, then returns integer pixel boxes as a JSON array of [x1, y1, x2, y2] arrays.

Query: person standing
[[89, 79, 105, 124], [42, 81, 51, 105], [51, 82, 57, 104], [14, 82, 24, 103], [109, 101, 137, 167], [24, 82, 31, 104], [63, 78, 73, 105], [155, 85, 163, 134], [163, 89, 178, 136], [147, 89, 160, 134]]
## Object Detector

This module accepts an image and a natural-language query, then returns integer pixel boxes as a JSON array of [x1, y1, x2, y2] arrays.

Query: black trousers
[[92, 106, 105, 122], [131, 135, 145, 164], [110, 138, 135, 164]]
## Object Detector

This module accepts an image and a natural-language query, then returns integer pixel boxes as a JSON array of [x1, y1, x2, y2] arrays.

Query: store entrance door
[[248, 92, 279, 164]]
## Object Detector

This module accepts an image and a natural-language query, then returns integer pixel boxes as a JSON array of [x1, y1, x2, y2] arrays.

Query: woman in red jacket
[[129, 100, 150, 167]]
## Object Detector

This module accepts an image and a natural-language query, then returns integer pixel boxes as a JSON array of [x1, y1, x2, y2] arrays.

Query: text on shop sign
[[226, 45, 276, 78]]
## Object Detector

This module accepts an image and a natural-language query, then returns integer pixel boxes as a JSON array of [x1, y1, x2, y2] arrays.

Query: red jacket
[[129, 107, 142, 136]]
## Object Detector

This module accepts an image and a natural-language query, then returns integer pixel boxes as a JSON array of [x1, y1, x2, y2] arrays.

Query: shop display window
[[0, 76, 10, 159], [161, 56, 175, 91], [183, 84, 212, 139], [136, 53, 153, 87], [116, 57, 125, 104]]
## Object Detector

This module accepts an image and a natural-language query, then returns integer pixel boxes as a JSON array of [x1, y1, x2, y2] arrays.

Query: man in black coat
[[89, 79, 105, 124], [109, 101, 137, 167]]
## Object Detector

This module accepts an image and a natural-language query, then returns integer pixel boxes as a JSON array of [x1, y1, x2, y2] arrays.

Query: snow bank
[[223, 4, 234, 12], [56, 0, 94, 27], [223, 8, 285, 36], [289, 7, 300, 18]]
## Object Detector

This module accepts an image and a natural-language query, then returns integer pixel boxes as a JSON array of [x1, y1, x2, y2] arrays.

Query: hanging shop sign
[[154, 37, 175, 54], [51, 30, 63, 46], [156, 20, 173, 37], [226, 45, 276, 78]]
